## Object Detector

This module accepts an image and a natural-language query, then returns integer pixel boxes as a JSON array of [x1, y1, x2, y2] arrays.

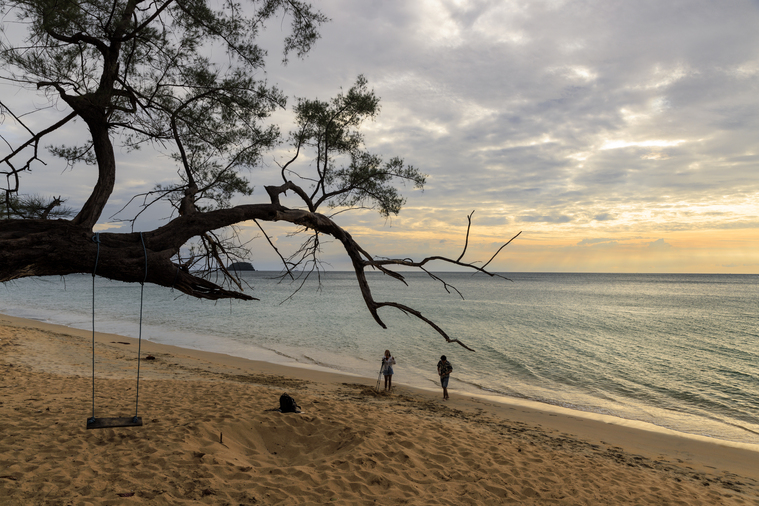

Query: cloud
[[647, 239, 673, 249], [577, 238, 617, 246], [3, 0, 759, 273], [518, 215, 572, 224], [93, 222, 125, 232]]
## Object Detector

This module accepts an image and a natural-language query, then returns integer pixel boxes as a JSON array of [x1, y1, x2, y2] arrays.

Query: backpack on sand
[[279, 393, 301, 413]]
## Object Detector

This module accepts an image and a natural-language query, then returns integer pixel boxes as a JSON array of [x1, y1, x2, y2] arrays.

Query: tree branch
[[457, 211, 474, 262], [1, 111, 78, 176], [0, 205, 518, 349]]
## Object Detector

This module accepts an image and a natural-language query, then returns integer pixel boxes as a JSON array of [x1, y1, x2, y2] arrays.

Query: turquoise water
[[2, 272, 758, 444]]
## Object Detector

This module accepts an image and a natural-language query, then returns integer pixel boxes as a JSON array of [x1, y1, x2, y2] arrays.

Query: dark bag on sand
[[279, 393, 301, 413]]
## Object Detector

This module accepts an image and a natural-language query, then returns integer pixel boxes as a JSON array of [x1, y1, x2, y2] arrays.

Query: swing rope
[[134, 232, 147, 421], [88, 232, 147, 428], [90, 233, 100, 423]]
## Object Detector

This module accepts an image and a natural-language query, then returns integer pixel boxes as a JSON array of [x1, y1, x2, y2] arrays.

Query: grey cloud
[[262, 0, 759, 230], [468, 214, 510, 227], [518, 215, 572, 224], [710, 221, 759, 230]]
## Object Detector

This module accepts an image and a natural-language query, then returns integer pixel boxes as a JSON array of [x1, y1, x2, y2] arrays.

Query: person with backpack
[[437, 355, 453, 400], [382, 349, 396, 391]]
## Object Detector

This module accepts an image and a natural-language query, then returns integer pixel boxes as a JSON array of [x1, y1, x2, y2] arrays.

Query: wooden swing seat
[[86, 417, 143, 429]]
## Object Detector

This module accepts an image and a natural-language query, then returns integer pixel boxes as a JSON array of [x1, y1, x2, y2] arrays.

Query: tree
[[0, 0, 518, 350]]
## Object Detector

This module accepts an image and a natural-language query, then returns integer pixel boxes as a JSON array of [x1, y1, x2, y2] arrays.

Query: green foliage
[[48, 143, 97, 170], [289, 76, 426, 217], [2, 2, 422, 222], [1, 194, 73, 219], [0, 0, 327, 213]]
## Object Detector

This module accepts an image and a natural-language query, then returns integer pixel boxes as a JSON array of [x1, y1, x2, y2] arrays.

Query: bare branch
[[375, 302, 476, 351], [1, 111, 78, 175], [254, 219, 295, 280], [457, 211, 474, 262], [265, 181, 315, 210], [482, 231, 522, 271], [201, 230, 243, 292]]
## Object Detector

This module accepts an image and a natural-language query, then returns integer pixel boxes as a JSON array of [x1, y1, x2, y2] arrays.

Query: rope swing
[[86, 232, 147, 429]]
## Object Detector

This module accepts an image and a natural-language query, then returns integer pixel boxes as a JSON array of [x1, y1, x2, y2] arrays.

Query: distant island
[[228, 262, 255, 271]]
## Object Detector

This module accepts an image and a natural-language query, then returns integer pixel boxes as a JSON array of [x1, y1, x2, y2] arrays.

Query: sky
[[3, 0, 759, 273]]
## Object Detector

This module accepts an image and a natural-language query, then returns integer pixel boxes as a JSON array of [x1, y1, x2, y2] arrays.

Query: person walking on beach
[[382, 350, 396, 391], [437, 355, 453, 400]]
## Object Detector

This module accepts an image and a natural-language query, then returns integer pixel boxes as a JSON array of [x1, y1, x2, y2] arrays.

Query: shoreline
[[2, 312, 759, 504], [9, 309, 759, 453], [4, 312, 759, 459], [4, 273, 757, 448]]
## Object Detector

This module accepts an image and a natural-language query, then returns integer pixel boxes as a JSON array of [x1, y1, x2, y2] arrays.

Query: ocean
[[2, 271, 758, 445]]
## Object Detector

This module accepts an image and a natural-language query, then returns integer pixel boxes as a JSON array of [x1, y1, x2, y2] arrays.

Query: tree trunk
[[71, 120, 117, 229]]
